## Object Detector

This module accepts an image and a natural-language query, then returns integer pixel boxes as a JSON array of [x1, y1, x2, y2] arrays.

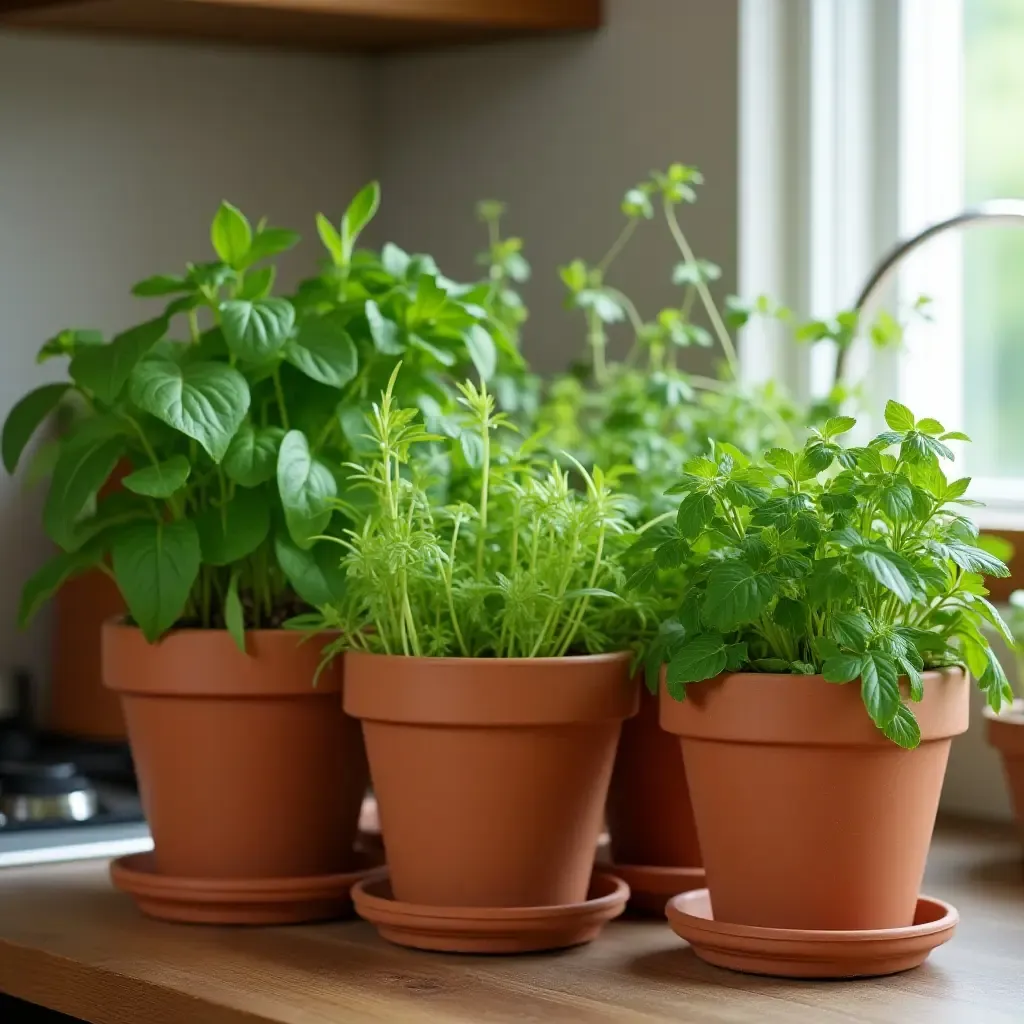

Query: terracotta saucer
[[666, 888, 958, 978], [352, 871, 629, 954], [605, 863, 705, 917], [110, 850, 385, 926]]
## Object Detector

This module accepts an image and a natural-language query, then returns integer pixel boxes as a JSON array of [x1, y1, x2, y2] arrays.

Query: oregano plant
[[633, 400, 1016, 748], [3, 185, 515, 648]]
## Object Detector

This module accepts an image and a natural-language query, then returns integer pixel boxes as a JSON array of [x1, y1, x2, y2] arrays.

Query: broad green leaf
[[237, 265, 276, 301], [666, 635, 729, 697], [277, 430, 337, 549], [2, 383, 70, 473], [341, 181, 381, 262], [225, 570, 246, 653], [365, 299, 405, 354], [37, 328, 103, 363], [764, 447, 797, 476], [211, 201, 252, 268], [626, 560, 660, 592], [975, 596, 1015, 647], [464, 324, 497, 381], [43, 438, 124, 551], [132, 275, 190, 297], [285, 314, 358, 387], [275, 533, 347, 607], [676, 491, 715, 539], [18, 547, 99, 628], [121, 455, 190, 498], [112, 519, 201, 642], [831, 610, 872, 649], [243, 227, 300, 268], [917, 417, 945, 435], [855, 546, 918, 603], [945, 541, 1010, 577], [69, 316, 168, 405], [221, 298, 295, 361], [882, 703, 922, 748], [824, 415, 857, 440], [316, 213, 344, 265], [860, 651, 901, 727], [884, 399, 916, 432], [822, 654, 864, 683], [702, 562, 775, 631], [980, 647, 1014, 712], [195, 489, 271, 566], [224, 424, 284, 487], [129, 360, 250, 463]]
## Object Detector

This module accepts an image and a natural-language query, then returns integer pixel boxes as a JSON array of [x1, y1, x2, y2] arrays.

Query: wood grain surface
[[0, 0, 602, 52], [0, 818, 1022, 1023]]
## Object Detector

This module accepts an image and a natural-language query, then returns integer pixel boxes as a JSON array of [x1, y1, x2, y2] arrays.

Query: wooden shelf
[[0, 0, 602, 52], [0, 819, 1021, 1024]]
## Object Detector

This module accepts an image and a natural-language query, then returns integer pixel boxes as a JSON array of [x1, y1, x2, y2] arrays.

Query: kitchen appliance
[[0, 668, 150, 867]]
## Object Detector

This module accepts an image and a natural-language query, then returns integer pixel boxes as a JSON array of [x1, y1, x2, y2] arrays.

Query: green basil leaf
[[945, 541, 1010, 577], [2, 383, 70, 473], [129, 360, 249, 463], [881, 703, 922, 748], [274, 533, 347, 607], [285, 313, 358, 387], [860, 651, 901, 727], [224, 424, 284, 488], [237, 265, 276, 301], [112, 519, 201, 641], [195, 488, 270, 566], [701, 562, 775, 631], [277, 430, 337, 549], [69, 317, 168, 405], [131, 274, 191, 297], [220, 298, 295, 362], [822, 654, 864, 683], [43, 437, 125, 551], [243, 228, 300, 269], [665, 635, 730, 697], [884, 399, 916, 432], [855, 546, 918, 603], [211, 201, 252, 268], [316, 213, 344, 265], [18, 547, 99, 629], [37, 328, 104, 364], [365, 299, 405, 354], [676, 491, 715, 539], [342, 182, 381, 262], [121, 455, 191, 498], [464, 324, 497, 381]]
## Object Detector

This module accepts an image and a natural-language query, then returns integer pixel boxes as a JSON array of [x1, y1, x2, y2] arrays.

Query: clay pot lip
[[352, 870, 628, 922], [345, 650, 632, 669], [102, 618, 341, 696], [606, 863, 704, 891], [345, 649, 637, 726], [661, 667, 968, 745], [667, 888, 958, 944], [110, 852, 384, 901], [984, 699, 1024, 753]]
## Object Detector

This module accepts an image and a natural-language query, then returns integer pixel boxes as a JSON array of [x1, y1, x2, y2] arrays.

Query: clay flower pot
[[661, 669, 969, 931], [344, 651, 637, 908], [984, 700, 1024, 846], [103, 622, 369, 881], [606, 682, 701, 869]]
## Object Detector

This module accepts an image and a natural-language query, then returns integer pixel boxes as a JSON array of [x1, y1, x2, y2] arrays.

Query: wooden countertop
[[0, 819, 1022, 1024]]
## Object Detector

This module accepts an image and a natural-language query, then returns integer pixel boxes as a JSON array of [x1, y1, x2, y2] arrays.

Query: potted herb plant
[[984, 589, 1024, 845], [314, 367, 638, 952], [638, 402, 1013, 946], [2, 184, 509, 923]]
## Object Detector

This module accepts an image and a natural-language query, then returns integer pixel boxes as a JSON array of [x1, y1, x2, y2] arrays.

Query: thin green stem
[[272, 368, 290, 431], [597, 218, 638, 276], [663, 197, 739, 378]]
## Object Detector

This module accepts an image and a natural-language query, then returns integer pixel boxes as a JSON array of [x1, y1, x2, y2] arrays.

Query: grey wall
[[373, 0, 740, 373], [0, 32, 373, 689]]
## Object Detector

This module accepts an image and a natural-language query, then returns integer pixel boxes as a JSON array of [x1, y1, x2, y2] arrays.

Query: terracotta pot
[[49, 569, 127, 740], [345, 651, 637, 908], [606, 681, 701, 868], [661, 669, 969, 931], [984, 700, 1024, 846], [103, 622, 368, 880]]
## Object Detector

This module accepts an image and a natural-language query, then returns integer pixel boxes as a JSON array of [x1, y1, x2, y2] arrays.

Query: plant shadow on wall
[[2, 183, 531, 645]]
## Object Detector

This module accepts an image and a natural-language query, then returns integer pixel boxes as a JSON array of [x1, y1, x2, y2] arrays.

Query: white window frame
[[740, 0, 1024, 526]]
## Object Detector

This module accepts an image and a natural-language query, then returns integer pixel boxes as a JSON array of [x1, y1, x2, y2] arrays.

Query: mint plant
[[3, 185, 513, 648], [313, 366, 642, 660], [635, 401, 1015, 748]]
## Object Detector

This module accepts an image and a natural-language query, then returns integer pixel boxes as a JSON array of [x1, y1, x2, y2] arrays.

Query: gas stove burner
[[0, 761, 99, 824]]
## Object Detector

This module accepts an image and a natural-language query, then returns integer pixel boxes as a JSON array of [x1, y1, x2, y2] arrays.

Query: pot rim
[[344, 649, 637, 726], [660, 668, 969, 746], [984, 699, 1024, 755]]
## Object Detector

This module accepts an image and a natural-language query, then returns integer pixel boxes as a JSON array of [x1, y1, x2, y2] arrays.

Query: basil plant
[[3, 184, 516, 647], [635, 402, 1016, 748]]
